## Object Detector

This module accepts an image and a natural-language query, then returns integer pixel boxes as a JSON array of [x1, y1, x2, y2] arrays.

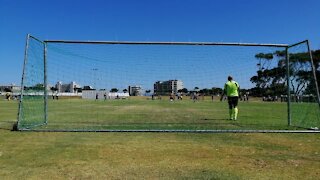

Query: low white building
[[82, 90, 129, 100], [0, 84, 21, 92]]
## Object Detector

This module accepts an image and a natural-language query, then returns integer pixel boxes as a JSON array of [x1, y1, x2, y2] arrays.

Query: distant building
[[154, 80, 183, 95], [82, 90, 129, 100], [0, 84, 21, 92], [55, 81, 81, 93], [128, 85, 143, 96]]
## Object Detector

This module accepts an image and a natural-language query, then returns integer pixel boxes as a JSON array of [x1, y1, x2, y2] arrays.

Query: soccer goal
[[16, 34, 320, 132]]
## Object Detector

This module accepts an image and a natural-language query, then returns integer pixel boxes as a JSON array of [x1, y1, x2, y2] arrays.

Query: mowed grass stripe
[[16, 97, 316, 130]]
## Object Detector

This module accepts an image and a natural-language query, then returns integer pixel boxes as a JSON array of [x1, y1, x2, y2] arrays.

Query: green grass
[[1, 99, 320, 179], [19, 97, 319, 131]]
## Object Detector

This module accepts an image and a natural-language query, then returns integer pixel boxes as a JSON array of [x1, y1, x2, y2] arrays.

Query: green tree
[[26, 84, 45, 91], [110, 88, 118, 92], [212, 87, 223, 95], [251, 49, 320, 97], [50, 87, 58, 93], [178, 88, 188, 94], [199, 88, 211, 95]]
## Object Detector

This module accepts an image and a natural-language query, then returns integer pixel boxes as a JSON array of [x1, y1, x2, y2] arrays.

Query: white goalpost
[[16, 34, 320, 132]]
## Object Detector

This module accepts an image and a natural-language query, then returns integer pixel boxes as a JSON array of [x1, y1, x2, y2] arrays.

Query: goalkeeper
[[220, 76, 240, 120]]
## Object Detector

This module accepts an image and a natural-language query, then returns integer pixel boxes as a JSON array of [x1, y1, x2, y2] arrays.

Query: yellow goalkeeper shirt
[[224, 80, 239, 97]]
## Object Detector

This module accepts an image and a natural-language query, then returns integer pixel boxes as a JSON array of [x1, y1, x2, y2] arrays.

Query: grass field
[[18, 96, 319, 131], [1, 99, 320, 179]]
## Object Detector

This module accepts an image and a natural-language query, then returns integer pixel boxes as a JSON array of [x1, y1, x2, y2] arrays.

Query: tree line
[[250, 49, 319, 97]]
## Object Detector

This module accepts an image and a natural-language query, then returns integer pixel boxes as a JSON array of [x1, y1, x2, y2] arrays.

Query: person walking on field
[[220, 76, 240, 120]]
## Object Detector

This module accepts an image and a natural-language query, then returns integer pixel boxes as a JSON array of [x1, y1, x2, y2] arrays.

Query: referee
[[220, 76, 240, 120]]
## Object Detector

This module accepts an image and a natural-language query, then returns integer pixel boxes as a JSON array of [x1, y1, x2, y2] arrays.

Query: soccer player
[[169, 93, 174, 102], [220, 76, 240, 120], [104, 92, 107, 101], [5, 92, 10, 101]]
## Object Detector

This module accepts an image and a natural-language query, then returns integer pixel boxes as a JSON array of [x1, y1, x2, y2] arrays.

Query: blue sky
[[1, 0, 320, 86]]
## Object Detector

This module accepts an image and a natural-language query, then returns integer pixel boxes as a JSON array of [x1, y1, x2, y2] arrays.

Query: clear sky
[[1, 0, 320, 86]]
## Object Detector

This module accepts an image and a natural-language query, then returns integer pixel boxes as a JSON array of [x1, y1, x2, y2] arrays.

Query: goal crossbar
[[44, 39, 289, 47]]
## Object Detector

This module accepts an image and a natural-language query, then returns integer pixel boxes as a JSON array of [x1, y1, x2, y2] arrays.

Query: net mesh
[[18, 36, 320, 131], [288, 42, 320, 129], [18, 36, 45, 129]]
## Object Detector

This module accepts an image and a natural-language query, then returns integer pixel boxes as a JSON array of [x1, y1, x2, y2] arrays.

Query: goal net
[[17, 35, 320, 132]]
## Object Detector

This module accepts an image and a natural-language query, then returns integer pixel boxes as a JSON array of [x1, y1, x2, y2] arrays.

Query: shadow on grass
[[0, 120, 15, 131], [201, 118, 229, 121], [47, 121, 238, 126], [36, 120, 246, 131]]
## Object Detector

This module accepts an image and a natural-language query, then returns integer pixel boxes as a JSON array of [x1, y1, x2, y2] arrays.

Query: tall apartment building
[[154, 80, 183, 95], [128, 85, 142, 96], [55, 81, 81, 93]]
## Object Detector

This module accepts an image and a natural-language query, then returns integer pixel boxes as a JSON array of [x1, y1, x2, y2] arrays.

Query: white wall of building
[[82, 90, 129, 100]]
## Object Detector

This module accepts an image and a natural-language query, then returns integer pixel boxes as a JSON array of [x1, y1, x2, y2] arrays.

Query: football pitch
[[19, 96, 319, 131], [1, 99, 320, 179]]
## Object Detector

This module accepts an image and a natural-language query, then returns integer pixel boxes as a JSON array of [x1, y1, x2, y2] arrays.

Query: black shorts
[[228, 96, 239, 109]]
